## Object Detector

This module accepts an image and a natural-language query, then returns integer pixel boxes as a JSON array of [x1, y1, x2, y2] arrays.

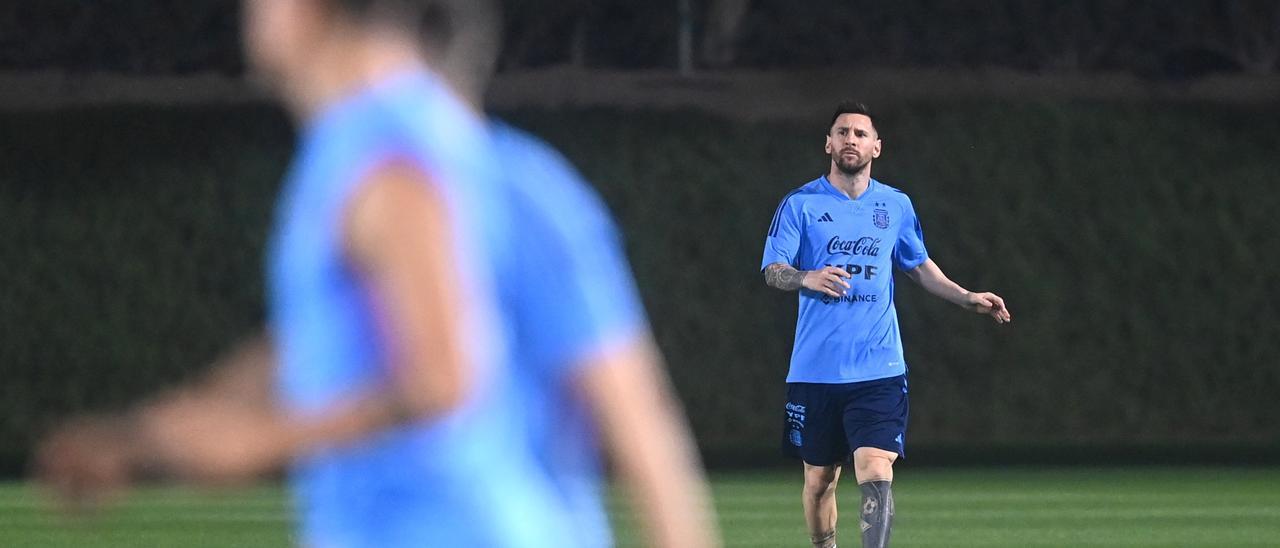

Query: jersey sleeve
[[761, 192, 804, 271], [501, 133, 647, 379], [892, 196, 929, 271], [558, 210, 648, 352]]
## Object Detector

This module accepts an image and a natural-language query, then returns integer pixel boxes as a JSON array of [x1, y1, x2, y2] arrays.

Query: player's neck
[[284, 29, 426, 123], [827, 166, 872, 200]]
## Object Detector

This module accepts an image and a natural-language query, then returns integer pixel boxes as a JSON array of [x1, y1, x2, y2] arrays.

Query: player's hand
[[966, 292, 1011, 324], [801, 266, 852, 297], [35, 415, 142, 511]]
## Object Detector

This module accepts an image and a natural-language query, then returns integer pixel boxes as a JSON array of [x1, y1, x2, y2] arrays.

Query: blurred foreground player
[[424, 3, 720, 546], [37, 0, 575, 545], [761, 102, 1011, 548]]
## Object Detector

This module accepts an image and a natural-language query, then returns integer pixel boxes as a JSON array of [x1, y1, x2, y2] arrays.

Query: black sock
[[859, 480, 894, 548]]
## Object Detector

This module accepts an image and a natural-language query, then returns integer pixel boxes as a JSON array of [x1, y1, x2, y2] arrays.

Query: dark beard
[[833, 152, 870, 175]]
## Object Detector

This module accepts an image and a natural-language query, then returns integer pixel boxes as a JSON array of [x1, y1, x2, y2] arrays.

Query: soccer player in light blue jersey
[[38, 1, 574, 546], [423, 4, 720, 546], [761, 102, 1011, 548]]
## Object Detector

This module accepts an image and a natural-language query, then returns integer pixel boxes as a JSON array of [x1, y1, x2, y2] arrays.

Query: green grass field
[[3, 467, 1278, 547]]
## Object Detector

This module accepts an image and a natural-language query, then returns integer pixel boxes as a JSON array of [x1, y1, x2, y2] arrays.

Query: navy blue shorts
[[781, 375, 908, 465]]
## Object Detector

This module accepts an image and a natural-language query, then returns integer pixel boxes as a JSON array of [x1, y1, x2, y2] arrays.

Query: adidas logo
[[818, 212, 834, 222]]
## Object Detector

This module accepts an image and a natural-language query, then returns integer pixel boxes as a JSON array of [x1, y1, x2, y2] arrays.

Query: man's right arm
[[763, 263, 851, 297], [763, 262, 806, 291]]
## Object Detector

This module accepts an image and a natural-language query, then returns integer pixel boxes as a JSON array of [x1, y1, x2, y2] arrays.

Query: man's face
[[825, 113, 881, 175]]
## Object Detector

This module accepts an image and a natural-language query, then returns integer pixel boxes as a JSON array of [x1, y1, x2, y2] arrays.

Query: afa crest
[[872, 208, 890, 229]]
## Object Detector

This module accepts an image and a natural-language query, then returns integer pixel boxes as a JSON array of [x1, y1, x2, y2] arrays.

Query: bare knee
[[802, 464, 840, 501], [852, 447, 897, 483]]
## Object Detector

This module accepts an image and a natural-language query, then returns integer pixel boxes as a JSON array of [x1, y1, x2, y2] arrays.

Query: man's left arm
[[905, 259, 1012, 324]]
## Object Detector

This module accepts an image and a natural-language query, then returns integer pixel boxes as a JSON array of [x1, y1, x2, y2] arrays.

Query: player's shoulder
[[872, 179, 910, 198], [796, 176, 831, 195], [490, 120, 596, 199], [872, 179, 917, 207], [488, 118, 618, 228], [775, 176, 832, 208], [490, 121, 569, 167]]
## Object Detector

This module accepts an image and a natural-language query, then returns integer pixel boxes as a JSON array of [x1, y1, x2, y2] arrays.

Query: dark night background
[[2, 1, 1279, 76], [1, 0, 1279, 475]]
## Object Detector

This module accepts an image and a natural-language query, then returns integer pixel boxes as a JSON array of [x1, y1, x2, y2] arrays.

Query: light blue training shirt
[[761, 176, 929, 384], [268, 69, 571, 548]]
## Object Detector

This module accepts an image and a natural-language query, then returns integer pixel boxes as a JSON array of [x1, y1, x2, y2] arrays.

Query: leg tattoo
[[811, 529, 837, 548], [859, 480, 894, 548]]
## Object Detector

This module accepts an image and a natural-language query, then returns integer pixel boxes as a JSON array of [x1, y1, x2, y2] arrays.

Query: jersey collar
[[819, 175, 878, 202]]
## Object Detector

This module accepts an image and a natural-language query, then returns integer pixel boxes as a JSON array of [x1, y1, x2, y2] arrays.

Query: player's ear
[[824, 134, 832, 154], [872, 137, 882, 159]]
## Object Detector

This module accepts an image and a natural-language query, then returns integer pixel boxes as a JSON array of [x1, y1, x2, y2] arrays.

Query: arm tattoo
[[764, 263, 805, 291]]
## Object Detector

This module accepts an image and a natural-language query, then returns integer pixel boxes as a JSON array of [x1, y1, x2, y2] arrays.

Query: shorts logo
[[872, 208, 890, 229], [785, 402, 806, 447]]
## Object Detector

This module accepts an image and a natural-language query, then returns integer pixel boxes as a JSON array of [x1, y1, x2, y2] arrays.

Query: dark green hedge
[[3, 101, 1278, 470]]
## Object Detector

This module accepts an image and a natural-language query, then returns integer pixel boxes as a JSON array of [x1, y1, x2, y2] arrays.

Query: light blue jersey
[[490, 122, 648, 548], [268, 70, 570, 547], [761, 176, 928, 384]]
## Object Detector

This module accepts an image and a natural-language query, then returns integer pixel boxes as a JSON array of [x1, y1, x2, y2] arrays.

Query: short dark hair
[[321, 0, 500, 104], [326, 0, 433, 26], [424, 0, 502, 104], [829, 101, 877, 134]]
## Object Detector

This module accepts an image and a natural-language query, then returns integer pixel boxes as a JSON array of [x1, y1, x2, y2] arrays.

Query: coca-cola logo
[[826, 236, 881, 257]]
